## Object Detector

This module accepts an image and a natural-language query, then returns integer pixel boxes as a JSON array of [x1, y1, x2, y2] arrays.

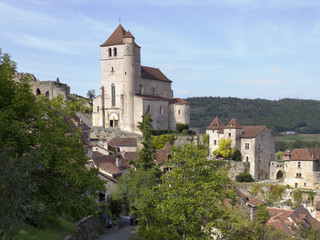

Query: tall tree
[[87, 89, 96, 103], [136, 111, 156, 170]]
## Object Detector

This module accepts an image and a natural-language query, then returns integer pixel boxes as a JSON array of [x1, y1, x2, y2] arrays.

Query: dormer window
[[113, 47, 117, 57], [108, 48, 112, 57]]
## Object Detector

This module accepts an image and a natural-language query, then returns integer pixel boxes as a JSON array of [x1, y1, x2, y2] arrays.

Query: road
[[98, 214, 137, 240]]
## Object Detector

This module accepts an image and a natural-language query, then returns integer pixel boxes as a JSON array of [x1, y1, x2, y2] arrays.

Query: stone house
[[107, 137, 138, 153], [155, 142, 172, 172], [206, 117, 275, 180], [92, 24, 190, 134], [283, 148, 320, 189]]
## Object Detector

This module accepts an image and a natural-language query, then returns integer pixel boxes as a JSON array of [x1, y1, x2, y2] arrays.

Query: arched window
[[36, 88, 41, 95], [246, 156, 249, 162], [45, 91, 49, 98], [108, 48, 112, 57], [111, 84, 115, 106], [152, 87, 155, 95], [160, 106, 163, 115], [113, 47, 117, 57]]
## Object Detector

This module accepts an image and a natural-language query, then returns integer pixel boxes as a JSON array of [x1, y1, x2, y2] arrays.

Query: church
[[92, 24, 189, 133]]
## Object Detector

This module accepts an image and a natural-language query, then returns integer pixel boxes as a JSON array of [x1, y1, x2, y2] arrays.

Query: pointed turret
[[226, 118, 242, 129], [100, 24, 127, 47], [206, 116, 225, 131]]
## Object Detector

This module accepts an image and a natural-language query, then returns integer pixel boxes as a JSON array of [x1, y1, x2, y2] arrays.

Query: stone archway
[[276, 170, 283, 179]]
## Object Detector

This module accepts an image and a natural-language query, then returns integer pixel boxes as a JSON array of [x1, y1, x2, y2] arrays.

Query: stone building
[[206, 117, 275, 181], [282, 148, 320, 189], [92, 24, 190, 134]]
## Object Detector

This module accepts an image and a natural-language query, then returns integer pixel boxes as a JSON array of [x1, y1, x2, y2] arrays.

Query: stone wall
[[65, 215, 105, 240], [90, 127, 142, 142]]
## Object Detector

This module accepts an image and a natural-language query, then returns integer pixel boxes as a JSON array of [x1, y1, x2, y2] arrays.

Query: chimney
[[116, 156, 122, 168]]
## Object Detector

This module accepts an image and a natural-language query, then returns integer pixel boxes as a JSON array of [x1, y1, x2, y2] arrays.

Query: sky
[[1, 0, 320, 100]]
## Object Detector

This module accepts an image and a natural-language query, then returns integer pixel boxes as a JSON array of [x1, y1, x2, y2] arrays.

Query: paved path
[[98, 214, 137, 240]]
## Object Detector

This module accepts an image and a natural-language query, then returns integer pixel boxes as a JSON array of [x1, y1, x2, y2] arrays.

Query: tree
[[153, 134, 175, 149], [275, 151, 284, 160], [176, 123, 189, 133], [136, 111, 156, 170], [213, 138, 235, 159], [87, 89, 96, 103], [0, 51, 104, 236], [256, 205, 269, 224], [143, 144, 237, 238], [232, 149, 242, 161]]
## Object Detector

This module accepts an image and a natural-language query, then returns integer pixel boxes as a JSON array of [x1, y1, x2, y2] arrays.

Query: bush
[[151, 129, 177, 136], [236, 172, 254, 182], [232, 149, 242, 161], [176, 123, 189, 133]]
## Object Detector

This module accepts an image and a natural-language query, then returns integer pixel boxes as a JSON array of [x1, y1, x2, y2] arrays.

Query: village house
[[92, 24, 190, 134], [206, 117, 275, 181]]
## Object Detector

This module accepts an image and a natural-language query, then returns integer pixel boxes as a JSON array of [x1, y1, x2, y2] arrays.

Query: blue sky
[[1, 0, 320, 100]]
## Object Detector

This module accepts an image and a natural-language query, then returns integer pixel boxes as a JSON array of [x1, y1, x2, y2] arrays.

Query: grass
[[276, 134, 320, 142], [14, 218, 77, 240]]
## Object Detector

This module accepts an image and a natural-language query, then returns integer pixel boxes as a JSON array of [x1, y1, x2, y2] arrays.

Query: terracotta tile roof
[[284, 149, 291, 156], [99, 172, 118, 183], [169, 98, 189, 105], [71, 115, 91, 130], [108, 137, 137, 148], [123, 30, 134, 38], [100, 24, 127, 47], [141, 66, 172, 82], [93, 154, 131, 176], [289, 205, 320, 229], [135, 94, 171, 101], [266, 212, 296, 236], [246, 198, 266, 207], [267, 207, 294, 218], [241, 126, 267, 138], [206, 116, 225, 130], [156, 142, 171, 163], [123, 152, 139, 161], [225, 118, 242, 129], [290, 148, 319, 161]]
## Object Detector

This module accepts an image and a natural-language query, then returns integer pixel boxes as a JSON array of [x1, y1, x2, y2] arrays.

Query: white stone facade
[[206, 117, 275, 181], [92, 25, 189, 134]]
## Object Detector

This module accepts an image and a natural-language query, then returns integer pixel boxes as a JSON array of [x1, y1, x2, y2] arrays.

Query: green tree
[[232, 149, 242, 161], [275, 151, 284, 160], [86, 89, 96, 103], [144, 144, 236, 239], [213, 138, 235, 159], [256, 205, 269, 224], [153, 134, 175, 149], [136, 111, 156, 170], [0, 51, 104, 235]]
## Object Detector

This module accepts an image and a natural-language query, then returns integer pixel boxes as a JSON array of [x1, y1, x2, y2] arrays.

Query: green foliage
[[153, 134, 175, 149], [176, 122, 189, 132], [275, 151, 284, 160], [213, 138, 235, 159], [86, 89, 96, 102], [150, 129, 177, 135], [276, 139, 320, 151], [236, 172, 254, 182], [186, 96, 320, 133], [232, 149, 242, 161], [142, 144, 237, 239], [256, 205, 269, 224], [0, 51, 104, 236], [137, 112, 156, 170], [266, 185, 287, 204]]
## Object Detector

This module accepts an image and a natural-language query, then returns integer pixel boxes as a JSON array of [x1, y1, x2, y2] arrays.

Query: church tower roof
[[123, 30, 134, 39], [206, 116, 225, 130], [100, 24, 127, 47], [226, 118, 242, 129]]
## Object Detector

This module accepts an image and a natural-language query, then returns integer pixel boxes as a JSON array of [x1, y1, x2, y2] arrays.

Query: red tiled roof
[[169, 98, 189, 105], [123, 152, 139, 161], [206, 116, 225, 130], [289, 205, 320, 229], [241, 126, 267, 138], [156, 142, 171, 163], [290, 148, 319, 161], [108, 138, 137, 148], [225, 118, 242, 129], [93, 154, 131, 176], [100, 24, 127, 47], [141, 66, 172, 82], [267, 207, 294, 218], [123, 30, 134, 38], [246, 198, 266, 207], [266, 212, 296, 236]]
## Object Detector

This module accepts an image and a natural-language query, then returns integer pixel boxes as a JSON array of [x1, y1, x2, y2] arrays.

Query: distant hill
[[186, 97, 320, 134]]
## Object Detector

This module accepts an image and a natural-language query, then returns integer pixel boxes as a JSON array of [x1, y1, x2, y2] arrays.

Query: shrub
[[176, 123, 189, 133], [232, 149, 242, 161], [236, 172, 254, 182]]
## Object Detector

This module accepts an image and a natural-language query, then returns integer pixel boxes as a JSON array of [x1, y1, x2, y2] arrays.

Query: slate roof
[[108, 137, 137, 148], [241, 126, 267, 138], [206, 116, 225, 131], [290, 148, 319, 161], [141, 66, 172, 82], [156, 142, 171, 163]]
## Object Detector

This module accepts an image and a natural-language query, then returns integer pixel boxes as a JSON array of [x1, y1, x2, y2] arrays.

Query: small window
[[113, 47, 117, 57], [160, 106, 163, 115], [147, 105, 151, 113], [298, 162, 301, 168], [304, 183, 307, 187], [214, 140, 217, 145], [228, 133, 231, 137], [36, 88, 41, 95], [246, 156, 249, 162], [295, 183, 298, 188], [245, 143, 250, 150], [97, 106, 99, 112], [45, 91, 49, 98], [178, 110, 181, 115], [111, 67, 114, 72], [152, 87, 155, 95], [108, 48, 112, 57]]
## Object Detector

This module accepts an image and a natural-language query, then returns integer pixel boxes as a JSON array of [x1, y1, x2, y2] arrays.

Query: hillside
[[186, 97, 320, 133]]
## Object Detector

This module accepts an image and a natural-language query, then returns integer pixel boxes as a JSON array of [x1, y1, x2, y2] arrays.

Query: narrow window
[[108, 48, 112, 57], [152, 87, 155, 95], [304, 183, 307, 187], [178, 110, 181, 115], [147, 105, 151, 113], [246, 156, 249, 162], [245, 143, 250, 150], [228, 133, 231, 137], [214, 140, 217, 145], [111, 84, 116, 106], [113, 47, 117, 57], [160, 106, 163, 115], [97, 106, 99, 112], [298, 162, 301, 168]]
